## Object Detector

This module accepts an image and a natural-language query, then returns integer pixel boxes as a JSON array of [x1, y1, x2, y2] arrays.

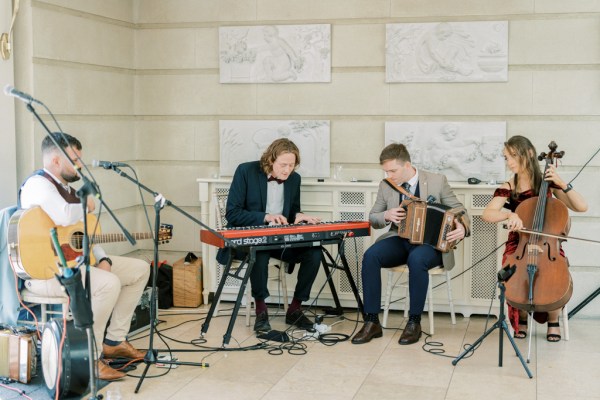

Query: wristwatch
[[562, 183, 573, 193], [98, 257, 113, 266]]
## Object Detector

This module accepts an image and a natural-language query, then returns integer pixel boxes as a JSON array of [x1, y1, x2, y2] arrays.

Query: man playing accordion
[[352, 143, 470, 345]]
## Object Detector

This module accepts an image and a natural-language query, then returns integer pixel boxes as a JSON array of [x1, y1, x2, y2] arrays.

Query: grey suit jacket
[[369, 170, 470, 270]]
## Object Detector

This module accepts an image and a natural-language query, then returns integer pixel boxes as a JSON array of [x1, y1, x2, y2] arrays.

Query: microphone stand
[[24, 101, 135, 400], [452, 268, 533, 379], [102, 165, 234, 394]]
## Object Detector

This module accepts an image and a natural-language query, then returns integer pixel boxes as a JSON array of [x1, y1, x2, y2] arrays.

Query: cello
[[504, 141, 573, 312]]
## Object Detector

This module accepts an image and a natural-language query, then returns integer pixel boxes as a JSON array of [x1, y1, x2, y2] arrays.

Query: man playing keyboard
[[217, 138, 322, 333]]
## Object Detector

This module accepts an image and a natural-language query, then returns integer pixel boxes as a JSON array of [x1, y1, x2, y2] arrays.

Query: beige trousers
[[25, 255, 150, 358]]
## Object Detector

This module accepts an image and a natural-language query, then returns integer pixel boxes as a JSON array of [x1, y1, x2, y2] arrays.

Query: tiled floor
[[96, 305, 600, 400]]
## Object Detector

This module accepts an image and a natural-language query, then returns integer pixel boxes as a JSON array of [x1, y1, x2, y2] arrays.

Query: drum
[[41, 319, 90, 398]]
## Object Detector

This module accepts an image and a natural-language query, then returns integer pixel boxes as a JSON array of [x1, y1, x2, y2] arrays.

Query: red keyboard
[[201, 221, 371, 248]]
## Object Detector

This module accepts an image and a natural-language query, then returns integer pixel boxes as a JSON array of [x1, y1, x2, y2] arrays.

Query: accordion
[[0, 329, 37, 384], [398, 200, 464, 253]]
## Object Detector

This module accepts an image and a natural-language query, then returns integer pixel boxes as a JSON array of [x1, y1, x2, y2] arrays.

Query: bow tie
[[268, 176, 284, 184]]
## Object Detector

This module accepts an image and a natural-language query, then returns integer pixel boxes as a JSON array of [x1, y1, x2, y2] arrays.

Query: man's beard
[[62, 172, 80, 183]]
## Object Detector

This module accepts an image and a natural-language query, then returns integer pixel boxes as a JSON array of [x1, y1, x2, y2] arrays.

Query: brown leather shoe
[[103, 341, 146, 360], [97, 360, 125, 381], [351, 321, 383, 344], [399, 321, 422, 345]]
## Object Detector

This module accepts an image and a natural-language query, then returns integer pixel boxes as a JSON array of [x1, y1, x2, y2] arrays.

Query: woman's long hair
[[505, 135, 542, 198]]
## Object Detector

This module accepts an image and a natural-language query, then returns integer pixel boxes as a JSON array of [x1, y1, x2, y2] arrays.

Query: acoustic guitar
[[6, 206, 173, 280]]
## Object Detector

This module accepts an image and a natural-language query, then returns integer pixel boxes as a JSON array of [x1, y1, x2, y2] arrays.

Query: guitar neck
[[92, 232, 154, 244]]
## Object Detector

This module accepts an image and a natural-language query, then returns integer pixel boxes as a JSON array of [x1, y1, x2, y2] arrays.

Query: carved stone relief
[[220, 24, 331, 83], [220, 120, 330, 177], [386, 21, 508, 83], [385, 121, 506, 182]]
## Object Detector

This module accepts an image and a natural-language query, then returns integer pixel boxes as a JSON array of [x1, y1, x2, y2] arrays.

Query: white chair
[[382, 265, 456, 335], [561, 304, 569, 341], [212, 192, 288, 327], [19, 288, 69, 327]]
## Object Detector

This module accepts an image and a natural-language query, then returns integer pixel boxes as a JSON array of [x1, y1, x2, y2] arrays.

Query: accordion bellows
[[398, 200, 463, 253]]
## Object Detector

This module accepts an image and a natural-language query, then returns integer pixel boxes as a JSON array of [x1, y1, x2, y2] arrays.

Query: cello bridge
[[526, 244, 543, 255]]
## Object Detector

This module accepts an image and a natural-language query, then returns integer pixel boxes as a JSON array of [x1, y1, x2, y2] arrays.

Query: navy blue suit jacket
[[216, 161, 302, 264]]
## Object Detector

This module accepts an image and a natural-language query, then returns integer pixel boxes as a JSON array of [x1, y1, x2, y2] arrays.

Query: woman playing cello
[[482, 135, 588, 341]]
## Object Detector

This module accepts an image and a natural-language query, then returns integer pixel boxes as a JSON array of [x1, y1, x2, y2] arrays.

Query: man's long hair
[[259, 138, 300, 175]]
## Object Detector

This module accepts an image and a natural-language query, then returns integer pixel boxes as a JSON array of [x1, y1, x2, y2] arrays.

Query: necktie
[[268, 176, 284, 184], [401, 182, 411, 201]]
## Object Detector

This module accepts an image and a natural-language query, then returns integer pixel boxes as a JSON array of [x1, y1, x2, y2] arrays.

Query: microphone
[[3, 85, 42, 105], [498, 264, 517, 282], [92, 160, 128, 169], [50, 227, 73, 278]]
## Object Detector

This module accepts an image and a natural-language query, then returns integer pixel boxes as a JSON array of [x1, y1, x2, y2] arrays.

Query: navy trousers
[[361, 236, 442, 315]]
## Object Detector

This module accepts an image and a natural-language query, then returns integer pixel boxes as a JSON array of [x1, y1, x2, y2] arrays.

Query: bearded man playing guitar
[[19, 132, 150, 381]]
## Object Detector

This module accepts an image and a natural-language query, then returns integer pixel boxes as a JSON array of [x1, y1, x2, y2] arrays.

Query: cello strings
[[527, 163, 551, 272]]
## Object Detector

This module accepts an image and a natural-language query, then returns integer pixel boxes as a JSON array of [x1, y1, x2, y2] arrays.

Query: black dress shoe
[[254, 311, 271, 332], [399, 320, 421, 345], [351, 321, 383, 344], [285, 309, 315, 331]]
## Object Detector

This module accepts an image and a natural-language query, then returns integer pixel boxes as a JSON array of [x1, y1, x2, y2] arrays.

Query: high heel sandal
[[547, 321, 561, 342], [515, 319, 528, 339]]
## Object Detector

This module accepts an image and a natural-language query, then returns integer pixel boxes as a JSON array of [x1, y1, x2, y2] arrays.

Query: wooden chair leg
[[444, 271, 456, 325], [61, 302, 68, 320], [245, 284, 252, 327], [41, 304, 48, 325], [382, 270, 395, 328], [403, 280, 409, 319], [562, 304, 570, 341], [427, 276, 434, 335], [280, 263, 288, 312]]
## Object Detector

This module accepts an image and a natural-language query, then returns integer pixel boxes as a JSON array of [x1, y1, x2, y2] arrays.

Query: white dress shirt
[[20, 168, 107, 261], [265, 177, 284, 223]]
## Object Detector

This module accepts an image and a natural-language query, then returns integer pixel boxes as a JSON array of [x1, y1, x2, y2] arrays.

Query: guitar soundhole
[[71, 232, 84, 250]]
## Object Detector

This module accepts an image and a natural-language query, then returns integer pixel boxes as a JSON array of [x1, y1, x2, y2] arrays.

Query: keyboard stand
[[320, 245, 364, 316], [200, 238, 364, 346]]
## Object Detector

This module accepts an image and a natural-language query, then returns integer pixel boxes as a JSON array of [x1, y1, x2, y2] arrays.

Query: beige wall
[[0, 0, 17, 209], [8, 0, 600, 315]]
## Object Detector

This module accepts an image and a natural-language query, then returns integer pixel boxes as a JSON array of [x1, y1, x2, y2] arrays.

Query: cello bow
[[502, 224, 600, 245]]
